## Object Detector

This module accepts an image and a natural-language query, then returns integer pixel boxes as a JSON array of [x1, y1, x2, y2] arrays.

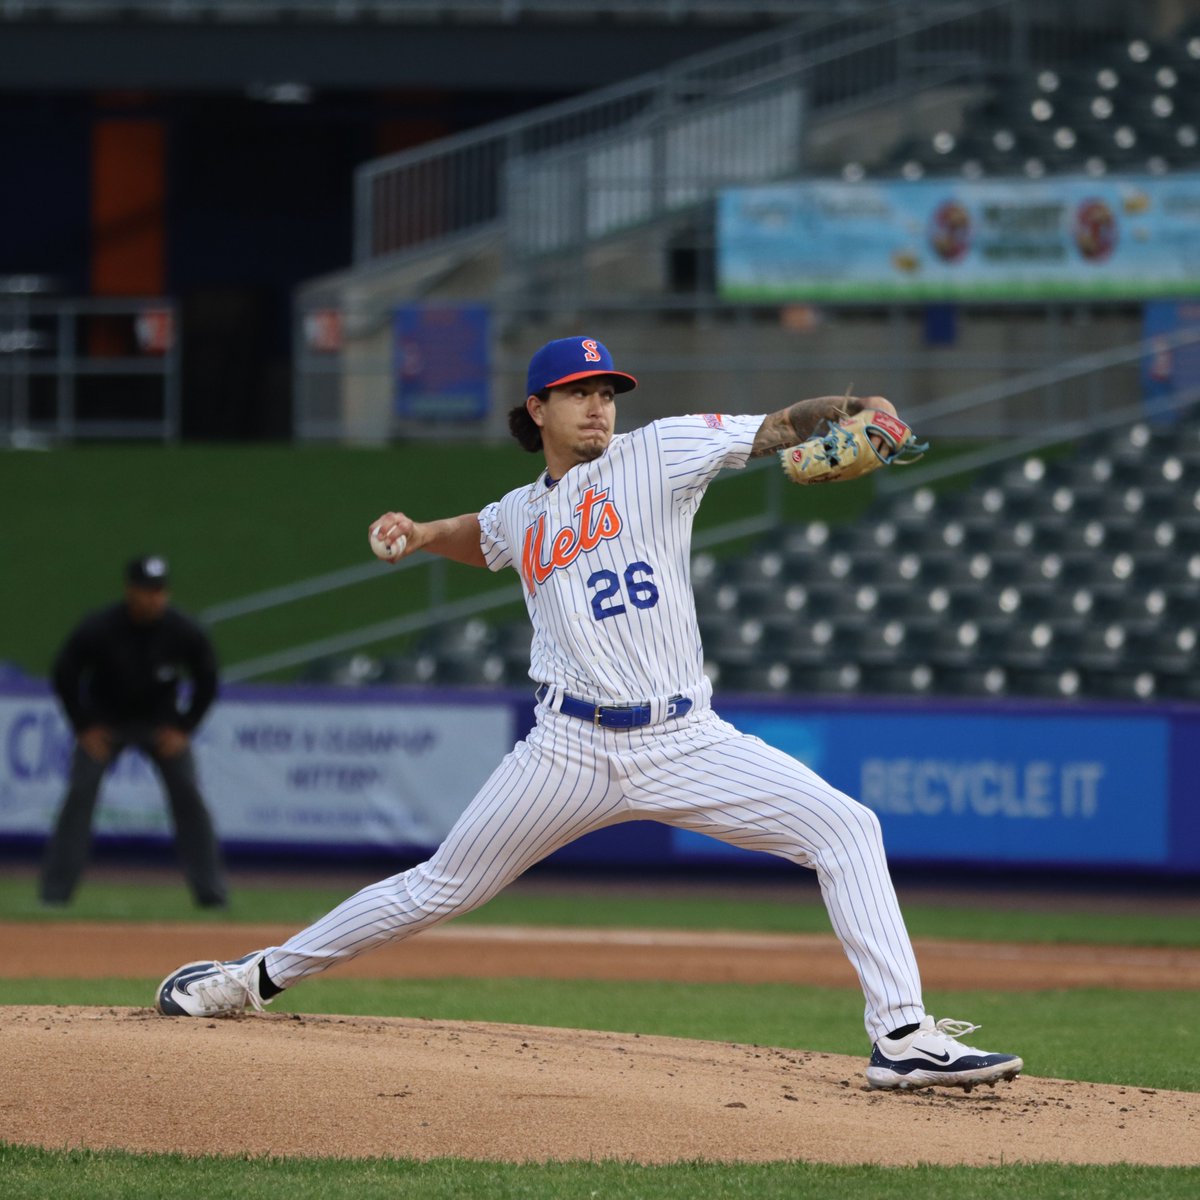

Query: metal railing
[[879, 322, 1200, 491], [504, 78, 807, 259], [0, 282, 181, 445], [353, 0, 1023, 267]]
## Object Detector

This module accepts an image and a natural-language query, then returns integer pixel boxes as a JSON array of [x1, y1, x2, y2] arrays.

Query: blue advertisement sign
[[674, 707, 1171, 868], [4, 676, 1194, 875], [1142, 300, 1200, 420], [393, 303, 490, 421], [718, 173, 1200, 301]]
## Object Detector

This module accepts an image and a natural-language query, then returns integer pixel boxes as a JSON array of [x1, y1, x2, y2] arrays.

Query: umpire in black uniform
[[39, 555, 228, 908]]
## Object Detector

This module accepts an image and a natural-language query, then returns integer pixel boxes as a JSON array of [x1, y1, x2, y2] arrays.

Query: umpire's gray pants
[[39, 725, 227, 906]]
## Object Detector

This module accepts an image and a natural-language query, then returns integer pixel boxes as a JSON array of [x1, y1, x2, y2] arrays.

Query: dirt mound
[[3, 1005, 1199, 1166]]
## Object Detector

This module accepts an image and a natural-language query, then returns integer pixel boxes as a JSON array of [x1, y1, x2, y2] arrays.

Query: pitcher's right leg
[[268, 716, 628, 985], [158, 714, 624, 1014]]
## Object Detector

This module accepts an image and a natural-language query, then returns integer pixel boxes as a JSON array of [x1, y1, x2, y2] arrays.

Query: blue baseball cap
[[526, 336, 638, 396]]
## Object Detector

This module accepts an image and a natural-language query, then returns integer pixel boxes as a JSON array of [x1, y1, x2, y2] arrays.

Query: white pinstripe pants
[[263, 706, 925, 1042]]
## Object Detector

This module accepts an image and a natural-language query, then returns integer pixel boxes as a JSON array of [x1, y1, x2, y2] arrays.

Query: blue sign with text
[[393, 303, 490, 421], [674, 708, 1170, 867]]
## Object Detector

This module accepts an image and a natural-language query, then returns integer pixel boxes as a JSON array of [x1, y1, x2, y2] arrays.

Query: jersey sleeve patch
[[701, 413, 725, 429]]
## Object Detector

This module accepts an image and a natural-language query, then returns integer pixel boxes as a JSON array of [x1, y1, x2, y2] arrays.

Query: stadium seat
[[1082, 519, 1141, 554], [301, 656, 344, 684], [939, 583, 1009, 622], [494, 622, 534, 679], [1073, 623, 1133, 673], [987, 551, 1061, 588], [380, 653, 438, 685], [326, 653, 386, 686], [776, 617, 839, 668], [917, 551, 995, 588], [705, 618, 767, 667], [934, 664, 1009, 697], [927, 619, 1004, 669], [718, 661, 793, 694], [1156, 672, 1200, 702], [859, 663, 935, 696], [1125, 625, 1198, 675], [1140, 585, 1200, 624], [418, 618, 495, 658], [789, 663, 863, 695], [436, 654, 507, 688], [1005, 667, 1084, 700], [771, 579, 846, 619], [690, 552, 720, 590], [1169, 527, 1200, 567], [1083, 670, 1158, 701], [854, 616, 918, 667], [1004, 584, 1066, 623], [997, 621, 1063, 671], [778, 521, 833, 560]]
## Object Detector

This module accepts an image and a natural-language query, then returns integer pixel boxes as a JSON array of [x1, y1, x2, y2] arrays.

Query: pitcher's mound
[[4, 1006, 1197, 1166]]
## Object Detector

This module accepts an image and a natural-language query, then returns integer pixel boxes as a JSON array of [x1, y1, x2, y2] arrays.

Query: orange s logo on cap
[[581, 339, 602, 363]]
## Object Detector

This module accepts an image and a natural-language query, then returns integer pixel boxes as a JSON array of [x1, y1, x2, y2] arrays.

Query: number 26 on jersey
[[588, 562, 659, 621]]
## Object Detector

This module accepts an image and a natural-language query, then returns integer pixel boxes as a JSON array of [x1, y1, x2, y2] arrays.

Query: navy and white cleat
[[156, 952, 271, 1017], [866, 1016, 1023, 1092]]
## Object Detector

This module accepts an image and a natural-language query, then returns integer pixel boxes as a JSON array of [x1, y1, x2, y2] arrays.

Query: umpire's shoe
[[156, 952, 272, 1017], [866, 1016, 1023, 1092]]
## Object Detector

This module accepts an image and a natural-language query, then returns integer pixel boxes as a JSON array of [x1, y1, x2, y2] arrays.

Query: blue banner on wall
[[393, 303, 490, 421], [3, 677, 1197, 875], [675, 705, 1172, 869], [1142, 300, 1200, 421]]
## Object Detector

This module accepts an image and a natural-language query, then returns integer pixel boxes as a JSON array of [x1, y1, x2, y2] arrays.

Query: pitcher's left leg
[[626, 715, 923, 1042]]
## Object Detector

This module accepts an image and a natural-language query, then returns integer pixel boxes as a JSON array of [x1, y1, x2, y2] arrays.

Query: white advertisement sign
[[0, 686, 513, 852]]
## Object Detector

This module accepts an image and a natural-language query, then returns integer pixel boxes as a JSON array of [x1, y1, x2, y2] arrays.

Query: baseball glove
[[780, 409, 927, 485]]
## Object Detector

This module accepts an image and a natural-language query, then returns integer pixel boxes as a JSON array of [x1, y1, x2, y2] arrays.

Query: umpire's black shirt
[[52, 604, 219, 734]]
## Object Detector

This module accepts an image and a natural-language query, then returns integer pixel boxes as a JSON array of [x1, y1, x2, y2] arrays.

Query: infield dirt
[[2, 919, 1200, 1166]]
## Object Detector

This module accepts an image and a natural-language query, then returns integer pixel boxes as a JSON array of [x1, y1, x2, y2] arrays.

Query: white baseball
[[369, 524, 407, 562]]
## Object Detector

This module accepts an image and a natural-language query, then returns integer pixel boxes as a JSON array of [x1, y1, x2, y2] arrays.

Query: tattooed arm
[[749, 394, 898, 459]]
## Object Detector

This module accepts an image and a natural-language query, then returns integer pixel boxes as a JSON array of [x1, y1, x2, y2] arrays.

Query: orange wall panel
[[90, 118, 165, 297]]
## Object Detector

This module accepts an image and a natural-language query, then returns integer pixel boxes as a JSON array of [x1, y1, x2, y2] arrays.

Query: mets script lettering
[[521, 486, 623, 593]]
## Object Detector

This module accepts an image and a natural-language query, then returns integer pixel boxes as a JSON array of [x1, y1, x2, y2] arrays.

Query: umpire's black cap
[[125, 555, 170, 589]]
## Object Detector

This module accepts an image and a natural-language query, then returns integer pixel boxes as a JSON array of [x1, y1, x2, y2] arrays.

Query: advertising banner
[[0, 686, 512, 854], [674, 704, 1172, 868], [393, 303, 490, 421], [718, 173, 1200, 301], [4, 681, 1195, 874], [1142, 299, 1200, 418]]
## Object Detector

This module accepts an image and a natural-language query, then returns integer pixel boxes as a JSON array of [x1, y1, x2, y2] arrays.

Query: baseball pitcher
[[156, 336, 1020, 1092]]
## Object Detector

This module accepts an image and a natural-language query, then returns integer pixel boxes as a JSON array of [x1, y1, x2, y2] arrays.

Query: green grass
[[3, 1145, 1197, 1200], [2, 876, 1197, 949], [2, 1146, 1198, 1200]]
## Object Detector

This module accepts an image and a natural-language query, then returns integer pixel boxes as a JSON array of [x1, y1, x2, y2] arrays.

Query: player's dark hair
[[508, 393, 546, 453]]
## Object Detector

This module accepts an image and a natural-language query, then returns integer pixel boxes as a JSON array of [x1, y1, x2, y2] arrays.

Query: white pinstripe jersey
[[478, 413, 763, 705]]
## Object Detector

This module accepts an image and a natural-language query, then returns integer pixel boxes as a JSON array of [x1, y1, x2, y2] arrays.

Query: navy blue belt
[[535, 684, 692, 729]]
